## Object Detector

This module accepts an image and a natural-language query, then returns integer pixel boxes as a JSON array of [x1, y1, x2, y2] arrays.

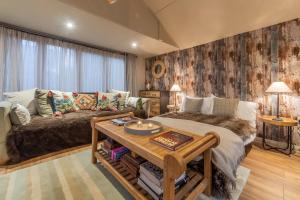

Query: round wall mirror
[[152, 60, 166, 79]]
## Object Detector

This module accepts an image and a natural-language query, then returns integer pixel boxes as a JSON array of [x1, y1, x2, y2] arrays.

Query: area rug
[[0, 150, 249, 200]]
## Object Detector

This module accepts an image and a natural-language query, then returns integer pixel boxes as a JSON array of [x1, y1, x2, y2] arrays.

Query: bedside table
[[258, 115, 298, 155]]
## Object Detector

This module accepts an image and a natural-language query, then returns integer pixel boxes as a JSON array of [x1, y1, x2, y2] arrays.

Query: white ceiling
[[144, 0, 300, 49], [0, 0, 178, 57], [0, 0, 300, 57]]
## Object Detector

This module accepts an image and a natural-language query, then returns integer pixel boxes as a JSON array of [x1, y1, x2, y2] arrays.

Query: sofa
[[0, 90, 150, 165]]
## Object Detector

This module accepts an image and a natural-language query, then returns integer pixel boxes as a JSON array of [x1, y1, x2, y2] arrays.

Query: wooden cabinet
[[139, 90, 170, 117]]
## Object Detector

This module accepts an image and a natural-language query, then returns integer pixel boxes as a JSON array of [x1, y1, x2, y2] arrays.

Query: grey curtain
[[126, 53, 137, 96]]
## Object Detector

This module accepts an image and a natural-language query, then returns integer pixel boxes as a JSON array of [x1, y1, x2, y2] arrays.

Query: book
[[139, 161, 187, 187], [137, 178, 162, 200], [150, 131, 193, 151], [112, 117, 136, 126], [123, 153, 146, 167]]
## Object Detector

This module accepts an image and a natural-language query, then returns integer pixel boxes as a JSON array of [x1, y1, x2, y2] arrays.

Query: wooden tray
[[124, 120, 162, 135]]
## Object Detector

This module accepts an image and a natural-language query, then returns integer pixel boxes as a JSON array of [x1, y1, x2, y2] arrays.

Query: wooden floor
[[240, 146, 300, 200]]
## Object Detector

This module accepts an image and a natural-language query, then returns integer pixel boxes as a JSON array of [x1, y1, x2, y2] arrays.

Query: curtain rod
[[0, 21, 126, 56]]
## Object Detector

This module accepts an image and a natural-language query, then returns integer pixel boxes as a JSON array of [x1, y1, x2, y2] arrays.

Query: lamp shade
[[170, 84, 181, 92], [265, 81, 292, 94]]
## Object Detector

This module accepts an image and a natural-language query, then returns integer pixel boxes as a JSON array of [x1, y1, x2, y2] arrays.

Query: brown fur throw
[[6, 109, 134, 164], [161, 112, 256, 142]]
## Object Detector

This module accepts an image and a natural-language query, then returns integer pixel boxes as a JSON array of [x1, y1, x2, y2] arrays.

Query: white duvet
[[151, 116, 245, 183]]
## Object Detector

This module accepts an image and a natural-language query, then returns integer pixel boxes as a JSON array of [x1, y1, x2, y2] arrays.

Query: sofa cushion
[[73, 93, 97, 110], [4, 88, 37, 115], [10, 104, 31, 125], [96, 92, 119, 111], [52, 92, 78, 114], [109, 89, 130, 106], [35, 89, 54, 117]]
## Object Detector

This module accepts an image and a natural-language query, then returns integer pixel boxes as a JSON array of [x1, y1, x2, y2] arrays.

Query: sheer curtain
[[0, 27, 126, 100]]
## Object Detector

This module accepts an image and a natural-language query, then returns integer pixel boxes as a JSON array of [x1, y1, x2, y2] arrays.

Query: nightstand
[[258, 115, 298, 155]]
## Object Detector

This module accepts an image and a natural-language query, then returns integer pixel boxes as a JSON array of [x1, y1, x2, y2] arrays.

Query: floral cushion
[[96, 92, 123, 111], [73, 93, 97, 110], [52, 91, 78, 114]]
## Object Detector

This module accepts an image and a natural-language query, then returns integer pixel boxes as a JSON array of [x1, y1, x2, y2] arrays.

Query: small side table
[[167, 104, 180, 113], [258, 115, 298, 155]]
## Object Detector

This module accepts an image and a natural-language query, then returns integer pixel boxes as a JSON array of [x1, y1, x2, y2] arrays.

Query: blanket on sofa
[[156, 113, 256, 199], [6, 109, 134, 164]]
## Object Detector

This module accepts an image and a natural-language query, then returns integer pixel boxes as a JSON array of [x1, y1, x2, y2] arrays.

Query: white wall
[[135, 56, 146, 96]]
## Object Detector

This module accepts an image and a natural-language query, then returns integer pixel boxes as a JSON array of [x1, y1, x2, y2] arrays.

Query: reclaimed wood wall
[[145, 18, 300, 144]]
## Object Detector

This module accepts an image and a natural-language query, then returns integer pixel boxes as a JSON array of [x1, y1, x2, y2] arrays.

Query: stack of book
[[111, 146, 129, 160], [138, 161, 188, 200], [101, 137, 121, 155], [120, 153, 146, 178]]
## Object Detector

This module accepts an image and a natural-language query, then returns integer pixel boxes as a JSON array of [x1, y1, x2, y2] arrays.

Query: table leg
[[289, 127, 293, 155], [92, 127, 99, 164], [262, 122, 266, 149]]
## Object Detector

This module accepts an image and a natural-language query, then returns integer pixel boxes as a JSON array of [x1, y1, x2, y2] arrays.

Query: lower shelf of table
[[94, 149, 205, 200]]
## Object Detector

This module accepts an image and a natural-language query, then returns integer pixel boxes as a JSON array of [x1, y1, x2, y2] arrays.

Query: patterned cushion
[[96, 92, 121, 111], [212, 98, 239, 117], [35, 89, 54, 117], [52, 92, 77, 114], [73, 93, 97, 110]]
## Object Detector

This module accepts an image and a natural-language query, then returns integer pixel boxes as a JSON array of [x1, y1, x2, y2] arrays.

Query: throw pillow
[[212, 98, 239, 117], [35, 89, 54, 117], [181, 96, 203, 113], [110, 89, 130, 106], [96, 92, 120, 111], [4, 88, 37, 115], [52, 91, 77, 114], [10, 104, 31, 125], [73, 92, 97, 110]]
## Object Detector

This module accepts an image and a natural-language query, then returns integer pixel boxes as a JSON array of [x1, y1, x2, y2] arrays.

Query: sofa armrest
[[0, 101, 12, 164]]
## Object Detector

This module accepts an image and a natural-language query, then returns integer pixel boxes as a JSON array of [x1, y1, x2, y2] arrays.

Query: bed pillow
[[96, 92, 119, 111], [201, 95, 215, 115], [212, 98, 239, 117], [10, 104, 31, 125], [35, 89, 54, 117], [4, 88, 37, 115], [181, 96, 203, 113], [236, 101, 259, 128], [109, 89, 130, 106], [73, 92, 97, 110]]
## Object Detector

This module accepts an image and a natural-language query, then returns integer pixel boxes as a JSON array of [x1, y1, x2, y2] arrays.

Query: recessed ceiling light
[[66, 22, 74, 29], [131, 42, 138, 48]]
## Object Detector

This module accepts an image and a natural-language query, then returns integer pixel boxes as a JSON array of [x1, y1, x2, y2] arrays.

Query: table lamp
[[170, 84, 181, 113], [265, 81, 292, 121]]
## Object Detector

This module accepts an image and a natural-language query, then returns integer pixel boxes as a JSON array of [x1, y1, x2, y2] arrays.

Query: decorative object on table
[[139, 90, 170, 116], [150, 131, 193, 151], [167, 104, 180, 113], [145, 81, 151, 90], [124, 120, 162, 135], [111, 116, 137, 126], [258, 115, 298, 155], [151, 60, 166, 79], [170, 84, 182, 113], [265, 81, 292, 121]]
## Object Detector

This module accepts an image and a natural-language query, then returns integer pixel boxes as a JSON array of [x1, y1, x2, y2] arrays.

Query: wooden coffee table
[[91, 112, 219, 200]]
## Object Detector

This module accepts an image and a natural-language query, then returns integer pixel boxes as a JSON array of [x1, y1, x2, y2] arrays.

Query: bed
[[149, 96, 258, 199]]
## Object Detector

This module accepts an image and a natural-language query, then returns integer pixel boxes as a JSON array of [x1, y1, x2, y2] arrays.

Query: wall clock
[[152, 60, 166, 79]]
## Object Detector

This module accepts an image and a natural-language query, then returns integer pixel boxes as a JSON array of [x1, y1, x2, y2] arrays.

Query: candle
[[137, 120, 142, 128], [148, 123, 153, 129]]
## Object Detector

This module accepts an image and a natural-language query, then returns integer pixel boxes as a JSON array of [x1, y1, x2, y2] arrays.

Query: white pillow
[[236, 101, 259, 128], [201, 95, 215, 115], [181, 96, 203, 112], [4, 88, 37, 115], [10, 104, 31, 125]]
